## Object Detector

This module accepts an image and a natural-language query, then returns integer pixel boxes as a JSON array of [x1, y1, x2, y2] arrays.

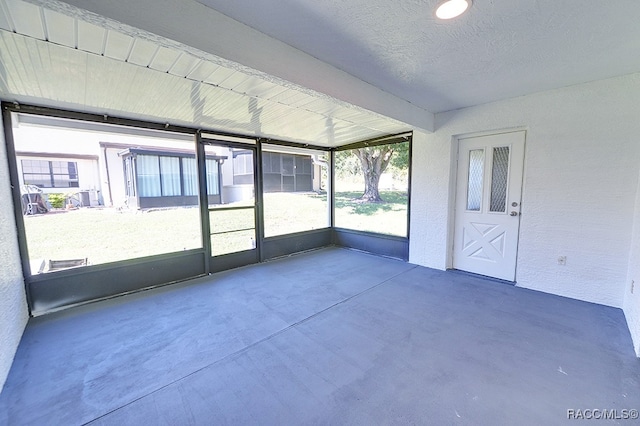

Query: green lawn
[[23, 191, 408, 271], [334, 191, 408, 236], [263, 192, 329, 237], [24, 207, 202, 266]]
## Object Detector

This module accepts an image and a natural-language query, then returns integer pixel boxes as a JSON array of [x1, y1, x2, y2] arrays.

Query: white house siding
[[0, 113, 29, 393], [16, 155, 100, 195], [13, 124, 105, 203], [101, 147, 125, 207], [625, 168, 640, 356], [410, 72, 640, 310]]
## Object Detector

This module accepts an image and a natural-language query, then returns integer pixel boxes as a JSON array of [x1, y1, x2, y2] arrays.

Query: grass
[[263, 192, 329, 237], [23, 191, 408, 271], [335, 191, 408, 215], [24, 207, 202, 267], [334, 191, 408, 236]]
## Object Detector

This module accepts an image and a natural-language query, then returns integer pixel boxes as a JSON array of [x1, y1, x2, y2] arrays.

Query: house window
[[232, 151, 253, 185], [182, 158, 198, 196], [159, 156, 181, 196], [124, 156, 135, 197], [22, 160, 79, 188], [261, 152, 313, 192], [205, 158, 220, 195], [233, 151, 253, 175], [136, 155, 162, 197], [133, 154, 219, 197]]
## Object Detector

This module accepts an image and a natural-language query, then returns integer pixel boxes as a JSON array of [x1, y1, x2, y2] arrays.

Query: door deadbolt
[[511, 202, 519, 207]]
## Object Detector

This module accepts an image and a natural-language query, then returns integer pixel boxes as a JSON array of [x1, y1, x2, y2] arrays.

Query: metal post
[[330, 149, 336, 230], [195, 131, 211, 274], [255, 140, 265, 262]]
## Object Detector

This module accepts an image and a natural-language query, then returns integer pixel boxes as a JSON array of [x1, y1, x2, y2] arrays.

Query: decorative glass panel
[[490, 146, 510, 212], [466, 149, 484, 211]]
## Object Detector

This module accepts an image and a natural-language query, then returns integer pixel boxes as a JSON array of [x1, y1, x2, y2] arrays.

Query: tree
[[353, 146, 395, 202], [334, 142, 409, 203]]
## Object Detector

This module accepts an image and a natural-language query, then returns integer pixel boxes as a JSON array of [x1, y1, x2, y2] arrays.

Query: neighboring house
[[13, 119, 326, 213], [104, 143, 226, 209], [15, 151, 102, 207], [261, 151, 314, 192], [233, 149, 320, 192], [104, 143, 323, 209], [17, 138, 324, 212], [12, 120, 324, 212]]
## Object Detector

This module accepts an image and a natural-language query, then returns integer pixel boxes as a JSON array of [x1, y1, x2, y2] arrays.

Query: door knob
[[510, 211, 519, 216]]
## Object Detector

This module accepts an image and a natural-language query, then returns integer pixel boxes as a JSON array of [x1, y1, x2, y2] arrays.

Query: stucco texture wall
[[0, 114, 29, 393], [410, 72, 640, 309]]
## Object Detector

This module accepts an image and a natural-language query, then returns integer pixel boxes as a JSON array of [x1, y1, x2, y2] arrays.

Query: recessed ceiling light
[[435, 0, 472, 20]]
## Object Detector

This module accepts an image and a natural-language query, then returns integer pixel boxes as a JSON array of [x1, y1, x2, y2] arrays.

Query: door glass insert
[[489, 146, 510, 212], [205, 144, 256, 256], [466, 149, 484, 211]]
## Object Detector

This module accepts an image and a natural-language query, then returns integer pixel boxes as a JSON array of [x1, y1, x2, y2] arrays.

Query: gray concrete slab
[[0, 247, 638, 425]]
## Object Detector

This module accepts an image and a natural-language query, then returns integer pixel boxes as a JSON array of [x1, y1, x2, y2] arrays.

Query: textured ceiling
[[3, 0, 639, 143], [197, 0, 640, 113]]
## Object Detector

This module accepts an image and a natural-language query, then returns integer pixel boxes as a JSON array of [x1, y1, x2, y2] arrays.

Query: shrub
[[47, 193, 66, 209]]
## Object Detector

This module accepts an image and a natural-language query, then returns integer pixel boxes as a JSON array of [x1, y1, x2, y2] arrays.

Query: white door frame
[[447, 128, 527, 279]]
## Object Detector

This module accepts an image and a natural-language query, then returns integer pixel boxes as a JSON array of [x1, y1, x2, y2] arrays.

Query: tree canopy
[[335, 141, 409, 203]]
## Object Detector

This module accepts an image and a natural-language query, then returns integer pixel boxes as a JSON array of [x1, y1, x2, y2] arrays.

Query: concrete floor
[[0, 247, 638, 425]]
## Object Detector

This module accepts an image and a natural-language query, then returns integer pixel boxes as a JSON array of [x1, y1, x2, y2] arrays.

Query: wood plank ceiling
[[0, 0, 410, 147]]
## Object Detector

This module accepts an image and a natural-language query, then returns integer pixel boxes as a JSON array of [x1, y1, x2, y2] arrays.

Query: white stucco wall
[[624, 168, 640, 356], [410, 72, 640, 308], [0, 115, 29, 393]]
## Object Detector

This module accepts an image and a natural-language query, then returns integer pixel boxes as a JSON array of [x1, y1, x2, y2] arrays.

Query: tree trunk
[[354, 147, 394, 203], [362, 171, 383, 202]]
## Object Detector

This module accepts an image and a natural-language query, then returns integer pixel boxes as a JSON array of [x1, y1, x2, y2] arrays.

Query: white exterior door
[[453, 131, 525, 281]]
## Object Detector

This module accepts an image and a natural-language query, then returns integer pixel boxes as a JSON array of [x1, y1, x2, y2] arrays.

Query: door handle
[[510, 211, 519, 216]]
